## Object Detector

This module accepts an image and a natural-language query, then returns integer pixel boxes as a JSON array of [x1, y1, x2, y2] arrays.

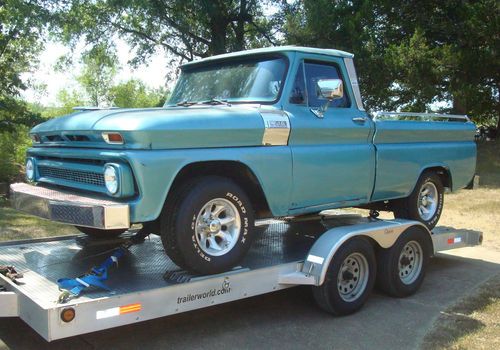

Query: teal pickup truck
[[10, 46, 476, 274]]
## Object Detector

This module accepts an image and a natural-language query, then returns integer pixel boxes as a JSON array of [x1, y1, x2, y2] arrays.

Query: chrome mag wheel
[[418, 182, 438, 221], [195, 198, 242, 256]]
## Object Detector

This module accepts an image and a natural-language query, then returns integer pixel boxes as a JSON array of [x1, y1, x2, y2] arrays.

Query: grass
[[0, 197, 76, 242], [421, 274, 500, 350]]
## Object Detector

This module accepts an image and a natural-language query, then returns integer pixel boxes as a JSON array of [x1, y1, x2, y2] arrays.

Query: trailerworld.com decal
[[177, 279, 232, 304]]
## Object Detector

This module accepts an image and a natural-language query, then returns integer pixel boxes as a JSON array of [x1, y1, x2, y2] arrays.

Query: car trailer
[[0, 213, 482, 341]]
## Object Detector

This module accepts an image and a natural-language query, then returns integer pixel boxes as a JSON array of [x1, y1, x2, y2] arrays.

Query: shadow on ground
[[1, 250, 499, 350]]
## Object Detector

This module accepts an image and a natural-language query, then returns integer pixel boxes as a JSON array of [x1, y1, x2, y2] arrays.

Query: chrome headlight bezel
[[25, 158, 36, 182], [103, 164, 119, 195]]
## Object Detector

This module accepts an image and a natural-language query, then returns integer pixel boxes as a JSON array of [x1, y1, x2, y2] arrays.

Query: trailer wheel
[[74, 226, 126, 238], [394, 171, 444, 230], [312, 238, 376, 316], [160, 176, 255, 275], [376, 227, 431, 297]]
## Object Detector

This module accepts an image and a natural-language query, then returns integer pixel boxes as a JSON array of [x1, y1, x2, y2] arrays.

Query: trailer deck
[[0, 214, 482, 341]]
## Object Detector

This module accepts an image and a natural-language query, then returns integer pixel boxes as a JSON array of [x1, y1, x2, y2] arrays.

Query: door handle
[[352, 117, 368, 124]]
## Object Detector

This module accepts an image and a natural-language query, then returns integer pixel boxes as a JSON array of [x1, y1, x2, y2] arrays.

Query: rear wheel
[[74, 226, 126, 238], [312, 238, 376, 315], [376, 227, 431, 297], [160, 176, 255, 275], [394, 171, 444, 230]]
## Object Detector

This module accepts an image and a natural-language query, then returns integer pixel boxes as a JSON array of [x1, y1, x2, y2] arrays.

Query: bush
[[0, 126, 31, 183]]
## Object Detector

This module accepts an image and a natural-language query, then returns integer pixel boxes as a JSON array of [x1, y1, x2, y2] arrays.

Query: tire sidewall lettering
[[188, 191, 251, 261]]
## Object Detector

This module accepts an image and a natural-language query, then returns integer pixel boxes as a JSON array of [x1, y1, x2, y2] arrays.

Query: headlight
[[26, 158, 35, 181], [104, 165, 119, 194]]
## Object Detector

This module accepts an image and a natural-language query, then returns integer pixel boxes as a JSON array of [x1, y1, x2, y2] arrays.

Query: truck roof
[[181, 46, 354, 68]]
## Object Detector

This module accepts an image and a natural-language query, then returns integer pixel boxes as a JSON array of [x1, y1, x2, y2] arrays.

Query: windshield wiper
[[199, 98, 231, 106], [175, 100, 197, 107]]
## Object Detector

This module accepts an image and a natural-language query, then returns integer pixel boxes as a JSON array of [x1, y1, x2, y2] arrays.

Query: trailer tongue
[[0, 214, 482, 342]]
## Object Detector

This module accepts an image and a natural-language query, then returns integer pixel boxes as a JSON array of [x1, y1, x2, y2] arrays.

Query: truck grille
[[38, 166, 105, 187]]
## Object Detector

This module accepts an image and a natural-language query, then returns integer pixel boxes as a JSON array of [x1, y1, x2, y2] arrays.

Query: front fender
[[124, 146, 293, 223]]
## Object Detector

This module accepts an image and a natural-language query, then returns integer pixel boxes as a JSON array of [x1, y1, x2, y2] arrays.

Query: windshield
[[167, 57, 287, 105]]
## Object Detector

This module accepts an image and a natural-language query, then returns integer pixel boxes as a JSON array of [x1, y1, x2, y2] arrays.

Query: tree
[[109, 79, 168, 108], [1, 0, 49, 129], [76, 44, 119, 107], [54, 0, 279, 63], [280, 0, 499, 127], [0, 0, 50, 182], [37, 88, 87, 119]]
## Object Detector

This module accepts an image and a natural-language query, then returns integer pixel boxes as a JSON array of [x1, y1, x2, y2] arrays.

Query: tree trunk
[[452, 94, 467, 115], [234, 0, 247, 51], [209, 20, 227, 55]]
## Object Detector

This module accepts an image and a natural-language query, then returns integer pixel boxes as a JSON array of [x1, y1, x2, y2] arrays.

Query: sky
[[21, 38, 174, 106], [20, 3, 282, 107]]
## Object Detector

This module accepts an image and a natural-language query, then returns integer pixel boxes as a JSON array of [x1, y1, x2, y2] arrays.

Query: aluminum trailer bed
[[0, 215, 482, 341]]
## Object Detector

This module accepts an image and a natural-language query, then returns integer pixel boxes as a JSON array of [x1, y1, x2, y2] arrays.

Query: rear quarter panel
[[371, 120, 476, 201]]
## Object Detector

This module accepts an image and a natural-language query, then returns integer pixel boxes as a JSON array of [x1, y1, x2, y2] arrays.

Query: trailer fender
[[279, 219, 430, 286]]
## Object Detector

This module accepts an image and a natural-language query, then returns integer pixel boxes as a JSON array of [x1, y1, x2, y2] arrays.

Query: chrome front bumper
[[10, 183, 130, 230]]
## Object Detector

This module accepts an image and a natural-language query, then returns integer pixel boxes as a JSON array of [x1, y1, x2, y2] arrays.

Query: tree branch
[[152, 0, 211, 46], [250, 21, 277, 46], [111, 23, 192, 61]]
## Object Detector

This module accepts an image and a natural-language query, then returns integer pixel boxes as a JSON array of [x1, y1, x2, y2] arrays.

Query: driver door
[[285, 57, 375, 213]]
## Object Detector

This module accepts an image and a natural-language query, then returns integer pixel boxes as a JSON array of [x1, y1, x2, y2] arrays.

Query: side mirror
[[317, 79, 343, 100], [311, 79, 344, 118]]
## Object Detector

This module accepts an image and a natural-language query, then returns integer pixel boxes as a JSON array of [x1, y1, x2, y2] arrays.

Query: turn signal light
[[102, 132, 124, 144]]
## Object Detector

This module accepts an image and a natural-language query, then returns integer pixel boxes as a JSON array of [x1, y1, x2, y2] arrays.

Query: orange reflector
[[61, 307, 76, 323], [447, 238, 454, 244], [102, 132, 124, 144], [119, 303, 142, 315]]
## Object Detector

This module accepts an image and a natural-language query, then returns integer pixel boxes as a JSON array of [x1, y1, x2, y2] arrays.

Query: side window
[[304, 61, 349, 108], [289, 63, 306, 104]]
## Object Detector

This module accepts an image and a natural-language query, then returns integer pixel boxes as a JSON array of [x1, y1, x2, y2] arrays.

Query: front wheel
[[394, 171, 444, 230], [312, 237, 376, 316], [160, 176, 255, 275]]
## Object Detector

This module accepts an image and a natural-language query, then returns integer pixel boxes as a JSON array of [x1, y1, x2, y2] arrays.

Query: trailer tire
[[376, 227, 431, 297], [394, 171, 444, 230], [74, 226, 126, 238], [312, 237, 376, 316], [160, 176, 255, 275]]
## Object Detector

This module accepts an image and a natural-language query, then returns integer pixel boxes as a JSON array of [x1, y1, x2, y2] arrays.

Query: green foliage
[[38, 89, 87, 119], [0, 0, 51, 183], [109, 80, 168, 108], [281, 0, 500, 126], [77, 44, 119, 106], [0, 125, 30, 183], [0, 0, 50, 96], [54, 0, 278, 64]]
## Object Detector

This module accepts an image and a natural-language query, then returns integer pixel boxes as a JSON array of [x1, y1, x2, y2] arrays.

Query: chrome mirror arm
[[310, 100, 331, 119]]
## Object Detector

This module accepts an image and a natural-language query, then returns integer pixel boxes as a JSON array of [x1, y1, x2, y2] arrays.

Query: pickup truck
[[10, 46, 477, 275]]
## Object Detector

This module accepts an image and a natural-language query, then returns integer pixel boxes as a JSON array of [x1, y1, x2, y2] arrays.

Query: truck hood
[[31, 105, 274, 149]]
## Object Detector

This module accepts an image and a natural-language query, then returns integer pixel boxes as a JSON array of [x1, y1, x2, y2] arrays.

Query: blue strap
[[57, 247, 126, 298]]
